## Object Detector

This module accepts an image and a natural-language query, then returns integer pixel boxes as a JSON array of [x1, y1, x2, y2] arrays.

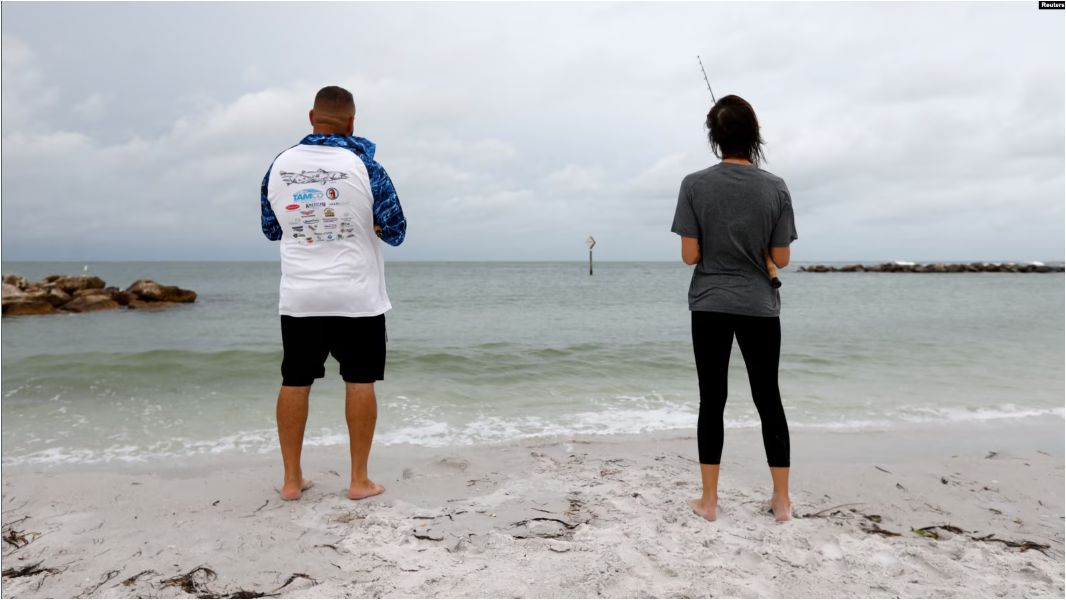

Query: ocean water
[[2, 261, 1063, 467]]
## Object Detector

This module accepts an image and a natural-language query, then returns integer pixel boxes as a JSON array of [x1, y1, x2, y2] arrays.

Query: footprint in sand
[[437, 456, 470, 471], [820, 541, 844, 560]]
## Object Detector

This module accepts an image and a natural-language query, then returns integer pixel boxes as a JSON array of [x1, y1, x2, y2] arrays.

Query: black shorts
[[280, 314, 386, 386]]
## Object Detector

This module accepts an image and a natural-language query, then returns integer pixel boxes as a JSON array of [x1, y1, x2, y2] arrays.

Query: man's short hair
[[314, 86, 355, 115]]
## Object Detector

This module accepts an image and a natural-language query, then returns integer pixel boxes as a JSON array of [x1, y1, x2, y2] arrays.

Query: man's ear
[[347, 115, 355, 135], [308, 109, 315, 127]]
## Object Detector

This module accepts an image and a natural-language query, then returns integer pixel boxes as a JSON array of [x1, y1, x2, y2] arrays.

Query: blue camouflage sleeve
[[260, 165, 282, 241], [366, 161, 406, 246]]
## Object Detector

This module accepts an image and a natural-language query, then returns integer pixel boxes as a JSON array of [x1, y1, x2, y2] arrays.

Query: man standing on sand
[[260, 86, 406, 501]]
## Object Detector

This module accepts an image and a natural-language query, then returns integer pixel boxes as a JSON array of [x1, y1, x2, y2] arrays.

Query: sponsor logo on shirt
[[291, 226, 304, 232], [326, 188, 340, 199], [327, 234, 335, 241], [328, 200, 349, 206], [323, 224, 338, 230], [288, 217, 302, 225], [324, 208, 335, 217], [302, 219, 319, 225], [292, 189, 325, 202], [300, 209, 315, 216], [323, 218, 338, 223], [285, 204, 300, 211], [280, 169, 349, 186]]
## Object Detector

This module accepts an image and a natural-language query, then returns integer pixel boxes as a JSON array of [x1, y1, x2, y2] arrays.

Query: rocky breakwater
[[1, 274, 197, 316], [798, 262, 1065, 274]]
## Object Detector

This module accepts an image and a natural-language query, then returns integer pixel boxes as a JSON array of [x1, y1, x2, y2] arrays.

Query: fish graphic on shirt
[[279, 169, 349, 186]]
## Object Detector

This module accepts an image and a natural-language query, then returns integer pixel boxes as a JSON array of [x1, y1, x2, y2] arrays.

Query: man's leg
[[345, 382, 385, 500], [277, 316, 326, 501], [277, 385, 314, 500]]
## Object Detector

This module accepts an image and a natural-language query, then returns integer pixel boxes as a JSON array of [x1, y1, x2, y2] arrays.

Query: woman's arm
[[681, 237, 701, 265], [769, 246, 790, 269]]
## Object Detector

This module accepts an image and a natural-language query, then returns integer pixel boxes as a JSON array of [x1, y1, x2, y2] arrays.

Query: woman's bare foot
[[770, 493, 791, 521], [280, 478, 314, 501], [686, 497, 718, 521], [349, 479, 386, 500]]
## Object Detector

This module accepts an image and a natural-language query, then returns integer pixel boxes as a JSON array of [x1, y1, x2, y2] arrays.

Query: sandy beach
[[2, 424, 1062, 599]]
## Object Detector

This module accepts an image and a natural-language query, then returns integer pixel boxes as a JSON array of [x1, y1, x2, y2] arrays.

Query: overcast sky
[[1, 3, 1062, 262]]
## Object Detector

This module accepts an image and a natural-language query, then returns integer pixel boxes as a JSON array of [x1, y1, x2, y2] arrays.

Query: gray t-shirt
[[671, 162, 798, 317]]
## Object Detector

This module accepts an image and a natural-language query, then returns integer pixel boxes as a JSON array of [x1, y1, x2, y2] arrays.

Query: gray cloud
[[1, 3, 1062, 262]]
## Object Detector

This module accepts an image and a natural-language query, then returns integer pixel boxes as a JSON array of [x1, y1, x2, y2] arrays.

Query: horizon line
[[3, 259, 1064, 264]]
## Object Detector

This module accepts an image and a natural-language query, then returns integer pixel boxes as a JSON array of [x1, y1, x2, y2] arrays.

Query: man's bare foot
[[687, 497, 717, 521], [280, 478, 314, 501], [770, 493, 791, 521], [349, 480, 385, 500]]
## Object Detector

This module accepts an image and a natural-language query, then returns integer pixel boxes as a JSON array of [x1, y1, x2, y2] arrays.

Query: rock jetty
[[797, 262, 1064, 274], [1, 274, 197, 316]]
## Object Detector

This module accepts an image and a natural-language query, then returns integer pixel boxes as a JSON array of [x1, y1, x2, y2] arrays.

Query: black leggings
[[691, 311, 790, 468]]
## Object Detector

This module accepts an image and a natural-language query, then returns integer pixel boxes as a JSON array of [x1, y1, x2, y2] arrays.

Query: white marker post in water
[[587, 236, 596, 276]]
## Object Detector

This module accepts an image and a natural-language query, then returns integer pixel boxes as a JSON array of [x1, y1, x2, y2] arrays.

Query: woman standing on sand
[[670, 95, 797, 522]]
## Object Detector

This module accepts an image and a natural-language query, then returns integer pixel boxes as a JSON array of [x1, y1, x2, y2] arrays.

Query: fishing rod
[[697, 55, 781, 289], [697, 55, 716, 104]]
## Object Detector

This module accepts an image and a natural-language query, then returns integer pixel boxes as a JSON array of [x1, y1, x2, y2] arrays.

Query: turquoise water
[[2, 261, 1063, 466]]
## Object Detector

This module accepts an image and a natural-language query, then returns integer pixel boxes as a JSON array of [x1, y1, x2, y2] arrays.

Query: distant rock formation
[[797, 262, 1064, 274], [64, 293, 121, 313], [3, 275, 28, 289], [2, 274, 196, 316], [127, 279, 198, 303], [52, 275, 107, 294], [1, 283, 56, 316]]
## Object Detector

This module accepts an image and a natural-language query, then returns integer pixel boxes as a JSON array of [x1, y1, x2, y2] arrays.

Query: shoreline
[[3, 416, 1063, 476], [2, 426, 1062, 598]]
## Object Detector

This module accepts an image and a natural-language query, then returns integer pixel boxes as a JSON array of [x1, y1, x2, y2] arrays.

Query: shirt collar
[[298, 134, 376, 160]]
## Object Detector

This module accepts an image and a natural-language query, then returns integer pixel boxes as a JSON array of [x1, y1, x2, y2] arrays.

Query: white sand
[[2, 428, 1063, 598]]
